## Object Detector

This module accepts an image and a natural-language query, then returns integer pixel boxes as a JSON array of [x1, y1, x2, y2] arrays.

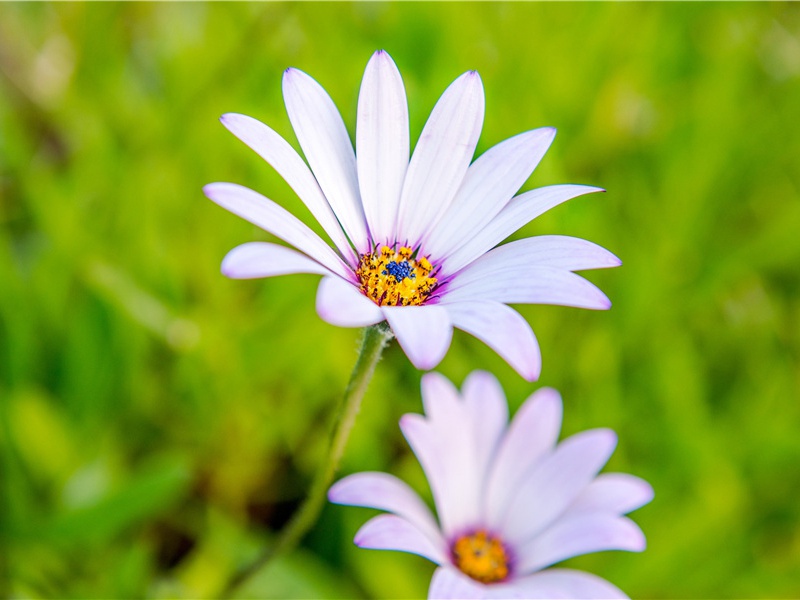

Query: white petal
[[399, 415, 447, 521], [219, 113, 357, 265], [419, 372, 485, 534], [396, 72, 485, 247], [484, 388, 562, 529], [221, 242, 333, 279], [428, 567, 487, 600], [420, 371, 462, 425], [424, 127, 556, 259], [399, 409, 480, 539], [354, 514, 447, 565], [509, 569, 628, 599], [315, 276, 384, 327], [429, 568, 619, 600], [204, 183, 354, 281], [443, 301, 541, 381], [461, 371, 508, 496], [567, 473, 654, 516], [382, 305, 453, 370], [443, 266, 612, 310], [356, 50, 409, 245], [442, 185, 604, 274], [516, 515, 646, 574], [501, 429, 618, 546], [282, 68, 369, 252], [328, 472, 443, 547], [453, 236, 621, 280]]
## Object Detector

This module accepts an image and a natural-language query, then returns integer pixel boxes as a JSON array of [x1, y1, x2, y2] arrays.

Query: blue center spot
[[383, 260, 415, 282]]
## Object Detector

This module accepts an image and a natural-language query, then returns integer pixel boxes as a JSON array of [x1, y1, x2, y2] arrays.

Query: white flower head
[[205, 50, 619, 380], [329, 371, 653, 599]]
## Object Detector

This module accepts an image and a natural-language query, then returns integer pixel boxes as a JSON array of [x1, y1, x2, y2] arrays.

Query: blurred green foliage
[[1, 3, 799, 598]]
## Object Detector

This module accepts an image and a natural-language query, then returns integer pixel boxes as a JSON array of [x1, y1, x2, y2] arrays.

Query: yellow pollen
[[452, 530, 510, 584], [356, 245, 437, 307]]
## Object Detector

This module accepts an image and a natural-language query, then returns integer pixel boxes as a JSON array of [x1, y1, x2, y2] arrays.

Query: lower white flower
[[329, 371, 653, 599]]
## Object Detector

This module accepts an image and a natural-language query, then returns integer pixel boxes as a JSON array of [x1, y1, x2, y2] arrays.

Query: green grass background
[[1, 2, 799, 598]]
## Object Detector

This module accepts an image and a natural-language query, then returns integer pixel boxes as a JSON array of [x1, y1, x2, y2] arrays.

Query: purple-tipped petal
[[221, 242, 333, 279], [428, 567, 487, 600], [568, 473, 654, 516], [354, 514, 448, 565], [315, 276, 384, 327], [443, 301, 542, 381], [383, 305, 453, 370], [501, 429, 618, 546], [357, 50, 409, 246], [424, 127, 556, 259], [329, 472, 443, 545], [443, 266, 612, 310], [509, 569, 629, 599], [516, 515, 646, 574], [204, 183, 354, 281], [219, 113, 357, 265], [396, 71, 485, 247], [442, 184, 605, 274], [485, 387, 562, 528], [282, 68, 369, 253]]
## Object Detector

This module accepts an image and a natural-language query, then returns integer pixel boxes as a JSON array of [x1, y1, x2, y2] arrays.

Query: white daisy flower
[[205, 50, 619, 380], [329, 371, 652, 599]]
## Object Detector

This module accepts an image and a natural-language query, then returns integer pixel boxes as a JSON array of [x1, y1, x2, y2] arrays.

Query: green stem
[[220, 323, 393, 597]]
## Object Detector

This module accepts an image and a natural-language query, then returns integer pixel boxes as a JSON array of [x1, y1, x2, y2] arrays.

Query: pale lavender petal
[[383, 305, 453, 370], [424, 127, 556, 259], [356, 50, 409, 246], [420, 371, 462, 425], [204, 183, 354, 281], [219, 113, 357, 265], [431, 567, 628, 600], [354, 514, 447, 565], [453, 236, 621, 281], [428, 567, 487, 600], [443, 266, 612, 310], [442, 185, 604, 274], [461, 371, 508, 492], [509, 569, 628, 599], [399, 410, 481, 538], [501, 429, 618, 546], [329, 472, 443, 547], [396, 72, 485, 247], [399, 415, 447, 519], [315, 276, 384, 327], [419, 372, 484, 534], [484, 388, 562, 529], [568, 473, 654, 516], [221, 242, 333, 279], [443, 301, 541, 382], [282, 68, 369, 253], [516, 515, 646, 574]]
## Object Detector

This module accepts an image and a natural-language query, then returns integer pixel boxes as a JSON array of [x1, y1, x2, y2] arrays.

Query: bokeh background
[[2, 2, 799, 598]]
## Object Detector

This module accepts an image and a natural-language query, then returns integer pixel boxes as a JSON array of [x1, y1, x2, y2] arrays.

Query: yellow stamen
[[356, 245, 437, 307], [452, 530, 510, 584]]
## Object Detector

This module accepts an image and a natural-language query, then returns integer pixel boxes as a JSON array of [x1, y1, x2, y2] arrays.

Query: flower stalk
[[220, 323, 393, 597]]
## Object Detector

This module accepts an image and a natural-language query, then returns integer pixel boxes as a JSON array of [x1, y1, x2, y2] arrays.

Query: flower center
[[451, 529, 510, 584], [356, 245, 437, 307]]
